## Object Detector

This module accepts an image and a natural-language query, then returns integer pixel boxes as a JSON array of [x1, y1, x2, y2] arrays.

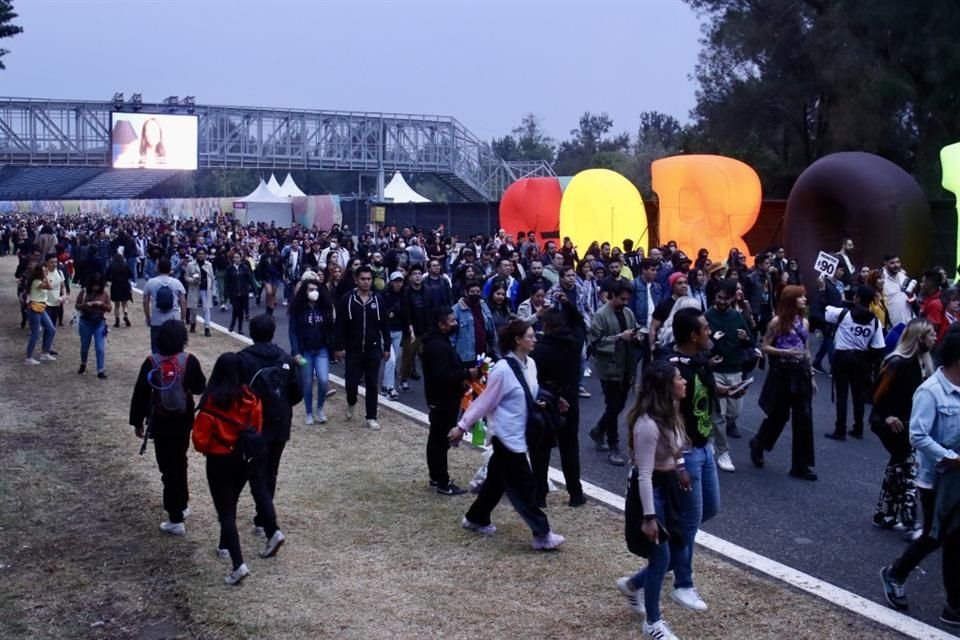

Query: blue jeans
[[302, 348, 330, 416], [26, 308, 56, 358], [382, 330, 403, 390], [79, 317, 106, 372], [628, 483, 685, 623], [674, 443, 720, 590]]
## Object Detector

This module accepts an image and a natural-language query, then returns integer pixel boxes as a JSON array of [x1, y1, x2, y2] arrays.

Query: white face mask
[[307, 290, 320, 302]]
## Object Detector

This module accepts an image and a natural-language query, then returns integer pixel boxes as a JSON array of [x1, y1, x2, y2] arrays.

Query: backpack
[[155, 280, 175, 312], [248, 361, 291, 427], [148, 353, 189, 415]]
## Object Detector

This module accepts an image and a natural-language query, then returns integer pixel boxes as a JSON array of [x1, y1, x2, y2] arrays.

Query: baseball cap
[[389, 271, 404, 281]]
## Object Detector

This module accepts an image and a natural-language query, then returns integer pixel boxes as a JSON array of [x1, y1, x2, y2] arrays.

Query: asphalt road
[[191, 295, 953, 634]]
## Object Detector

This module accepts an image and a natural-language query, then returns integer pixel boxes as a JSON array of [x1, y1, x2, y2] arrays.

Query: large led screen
[[111, 112, 198, 170]]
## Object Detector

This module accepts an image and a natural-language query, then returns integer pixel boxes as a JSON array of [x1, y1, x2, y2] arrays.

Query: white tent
[[266, 174, 283, 196], [278, 173, 307, 198], [384, 172, 430, 203], [235, 179, 292, 226]]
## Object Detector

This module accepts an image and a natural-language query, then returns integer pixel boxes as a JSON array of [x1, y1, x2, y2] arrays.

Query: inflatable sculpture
[[559, 169, 648, 256], [941, 142, 960, 271], [784, 152, 932, 293], [652, 155, 761, 261], [499, 177, 562, 243]]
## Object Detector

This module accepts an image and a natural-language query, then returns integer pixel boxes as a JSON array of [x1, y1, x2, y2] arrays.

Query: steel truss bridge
[[0, 97, 555, 202]]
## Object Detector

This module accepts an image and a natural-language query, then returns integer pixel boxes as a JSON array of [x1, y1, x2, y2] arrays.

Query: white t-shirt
[[143, 275, 186, 326], [826, 306, 885, 351]]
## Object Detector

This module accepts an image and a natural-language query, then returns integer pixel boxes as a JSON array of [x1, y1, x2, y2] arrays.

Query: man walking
[[142, 258, 187, 353], [334, 266, 391, 430], [588, 281, 639, 466], [422, 308, 478, 496], [632, 258, 662, 371], [237, 314, 304, 551]]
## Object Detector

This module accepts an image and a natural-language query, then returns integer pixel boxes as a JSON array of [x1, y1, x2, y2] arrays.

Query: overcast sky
[[3, 0, 703, 143]]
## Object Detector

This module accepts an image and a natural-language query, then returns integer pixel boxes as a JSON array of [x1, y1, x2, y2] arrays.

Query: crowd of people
[[7, 213, 959, 635]]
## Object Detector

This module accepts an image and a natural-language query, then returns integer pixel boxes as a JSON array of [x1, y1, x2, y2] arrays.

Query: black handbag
[[624, 466, 670, 558], [504, 356, 561, 448]]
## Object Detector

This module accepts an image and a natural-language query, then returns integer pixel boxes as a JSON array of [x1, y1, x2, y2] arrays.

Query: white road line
[[144, 293, 953, 639]]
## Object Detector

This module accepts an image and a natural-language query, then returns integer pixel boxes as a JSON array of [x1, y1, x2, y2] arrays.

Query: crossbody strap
[[503, 357, 536, 413]]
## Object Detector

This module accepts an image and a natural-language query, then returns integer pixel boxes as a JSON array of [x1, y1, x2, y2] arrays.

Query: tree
[[0, 1, 23, 71], [554, 111, 631, 175], [684, 0, 960, 197], [492, 113, 555, 162]]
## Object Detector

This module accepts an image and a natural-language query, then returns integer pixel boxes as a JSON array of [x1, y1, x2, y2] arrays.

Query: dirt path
[[0, 256, 903, 639]]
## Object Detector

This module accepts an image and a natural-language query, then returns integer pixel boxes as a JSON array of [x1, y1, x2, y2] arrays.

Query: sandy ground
[[0, 257, 904, 639]]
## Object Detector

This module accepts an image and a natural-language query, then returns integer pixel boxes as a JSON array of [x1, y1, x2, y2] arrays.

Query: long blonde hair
[[886, 318, 935, 378]]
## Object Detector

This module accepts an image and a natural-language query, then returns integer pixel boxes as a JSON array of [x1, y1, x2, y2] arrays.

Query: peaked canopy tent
[[266, 174, 283, 196], [235, 180, 292, 226], [278, 173, 307, 198], [384, 172, 430, 203]]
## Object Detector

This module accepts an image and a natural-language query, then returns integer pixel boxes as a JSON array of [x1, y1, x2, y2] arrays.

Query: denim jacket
[[910, 368, 960, 489], [451, 298, 496, 362], [631, 277, 662, 329]]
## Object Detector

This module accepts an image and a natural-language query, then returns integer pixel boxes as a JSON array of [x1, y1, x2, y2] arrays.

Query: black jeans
[[465, 437, 551, 537], [594, 378, 630, 450], [532, 403, 583, 504], [251, 439, 284, 532], [206, 452, 248, 570], [891, 487, 960, 607], [345, 349, 382, 419], [427, 403, 458, 486], [755, 382, 815, 470], [229, 295, 248, 331], [153, 426, 191, 523], [832, 350, 871, 434]]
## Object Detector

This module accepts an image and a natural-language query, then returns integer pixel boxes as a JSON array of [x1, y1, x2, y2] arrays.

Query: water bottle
[[471, 419, 486, 447]]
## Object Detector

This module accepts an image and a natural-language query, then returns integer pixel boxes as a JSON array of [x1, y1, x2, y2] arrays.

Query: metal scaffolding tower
[[0, 97, 555, 201]]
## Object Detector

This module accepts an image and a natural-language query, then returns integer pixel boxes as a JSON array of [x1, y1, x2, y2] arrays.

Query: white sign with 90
[[814, 251, 839, 277]]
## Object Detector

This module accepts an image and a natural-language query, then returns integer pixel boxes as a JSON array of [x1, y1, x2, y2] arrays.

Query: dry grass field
[[0, 258, 903, 639]]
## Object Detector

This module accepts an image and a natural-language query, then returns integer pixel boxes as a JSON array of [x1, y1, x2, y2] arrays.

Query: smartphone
[[731, 377, 755, 394]]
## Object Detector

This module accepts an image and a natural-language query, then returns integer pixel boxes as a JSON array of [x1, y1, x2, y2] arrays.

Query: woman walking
[[289, 278, 334, 424], [24, 262, 57, 365], [616, 361, 692, 640], [870, 319, 936, 532], [749, 285, 819, 480], [76, 271, 112, 378], [448, 319, 565, 550], [192, 352, 285, 586], [106, 253, 133, 328]]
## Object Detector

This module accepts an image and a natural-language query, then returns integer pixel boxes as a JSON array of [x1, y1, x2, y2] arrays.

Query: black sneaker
[[589, 428, 609, 452], [726, 422, 743, 439], [436, 483, 467, 496], [410, 372, 421, 381], [49, 350, 59, 356], [880, 566, 908, 610], [824, 432, 846, 441], [812, 365, 827, 375], [204, 328, 211, 337], [429, 479, 440, 487], [568, 494, 587, 508], [749, 437, 764, 468], [77, 363, 86, 375], [940, 603, 960, 626]]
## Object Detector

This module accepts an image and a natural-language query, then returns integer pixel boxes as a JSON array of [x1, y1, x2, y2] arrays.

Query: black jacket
[[666, 348, 720, 449], [224, 262, 256, 298], [237, 342, 304, 443], [334, 290, 391, 353], [421, 329, 470, 407], [381, 287, 408, 332], [128, 353, 207, 432], [403, 285, 431, 337], [531, 333, 580, 404]]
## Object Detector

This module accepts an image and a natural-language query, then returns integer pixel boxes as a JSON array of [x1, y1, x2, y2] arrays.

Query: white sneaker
[[220, 305, 227, 312], [282, 301, 288, 306], [305, 414, 314, 425], [24, 357, 40, 365], [643, 618, 680, 640], [159, 521, 186, 536], [615, 576, 645, 615], [224, 563, 250, 585], [216, 548, 230, 560], [716, 451, 735, 473], [182, 507, 190, 519], [345, 404, 354, 421], [38, 353, 57, 362], [260, 530, 285, 558], [531, 531, 566, 550], [366, 419, 381, 431], [253, 526, 266, 538], [584, 366, 592, 377], [317, 412, 328, 424], [671, 587, 707, 611]]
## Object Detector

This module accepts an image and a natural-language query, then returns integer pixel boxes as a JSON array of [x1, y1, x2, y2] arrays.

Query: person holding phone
[[615, 360, 691, 640], [705, 279, 754, 447]]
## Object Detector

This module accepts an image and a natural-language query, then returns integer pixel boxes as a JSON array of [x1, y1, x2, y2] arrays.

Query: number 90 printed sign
[[814, 251, 839, 277]]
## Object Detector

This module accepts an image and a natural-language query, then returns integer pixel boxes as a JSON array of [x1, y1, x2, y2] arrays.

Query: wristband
[[642, 514, 657, 521]]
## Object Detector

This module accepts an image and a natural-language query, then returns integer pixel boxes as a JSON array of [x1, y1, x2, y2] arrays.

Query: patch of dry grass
[[0, 256, 904, 639]]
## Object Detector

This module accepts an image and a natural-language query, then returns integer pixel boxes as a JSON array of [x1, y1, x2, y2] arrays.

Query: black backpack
[[155, 281, 175, 312], [248, 360, 292, 428]]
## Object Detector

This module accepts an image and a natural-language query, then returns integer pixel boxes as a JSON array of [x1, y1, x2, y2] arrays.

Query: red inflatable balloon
[[499, 177, 562, 243]]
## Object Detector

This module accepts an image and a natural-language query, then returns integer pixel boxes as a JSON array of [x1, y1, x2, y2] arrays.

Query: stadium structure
[[0, 96, 555, 202]]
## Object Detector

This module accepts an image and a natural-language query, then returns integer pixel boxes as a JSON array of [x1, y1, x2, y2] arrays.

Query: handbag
[[624, 466, 669, 558], [503, 356, 561, 448]]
